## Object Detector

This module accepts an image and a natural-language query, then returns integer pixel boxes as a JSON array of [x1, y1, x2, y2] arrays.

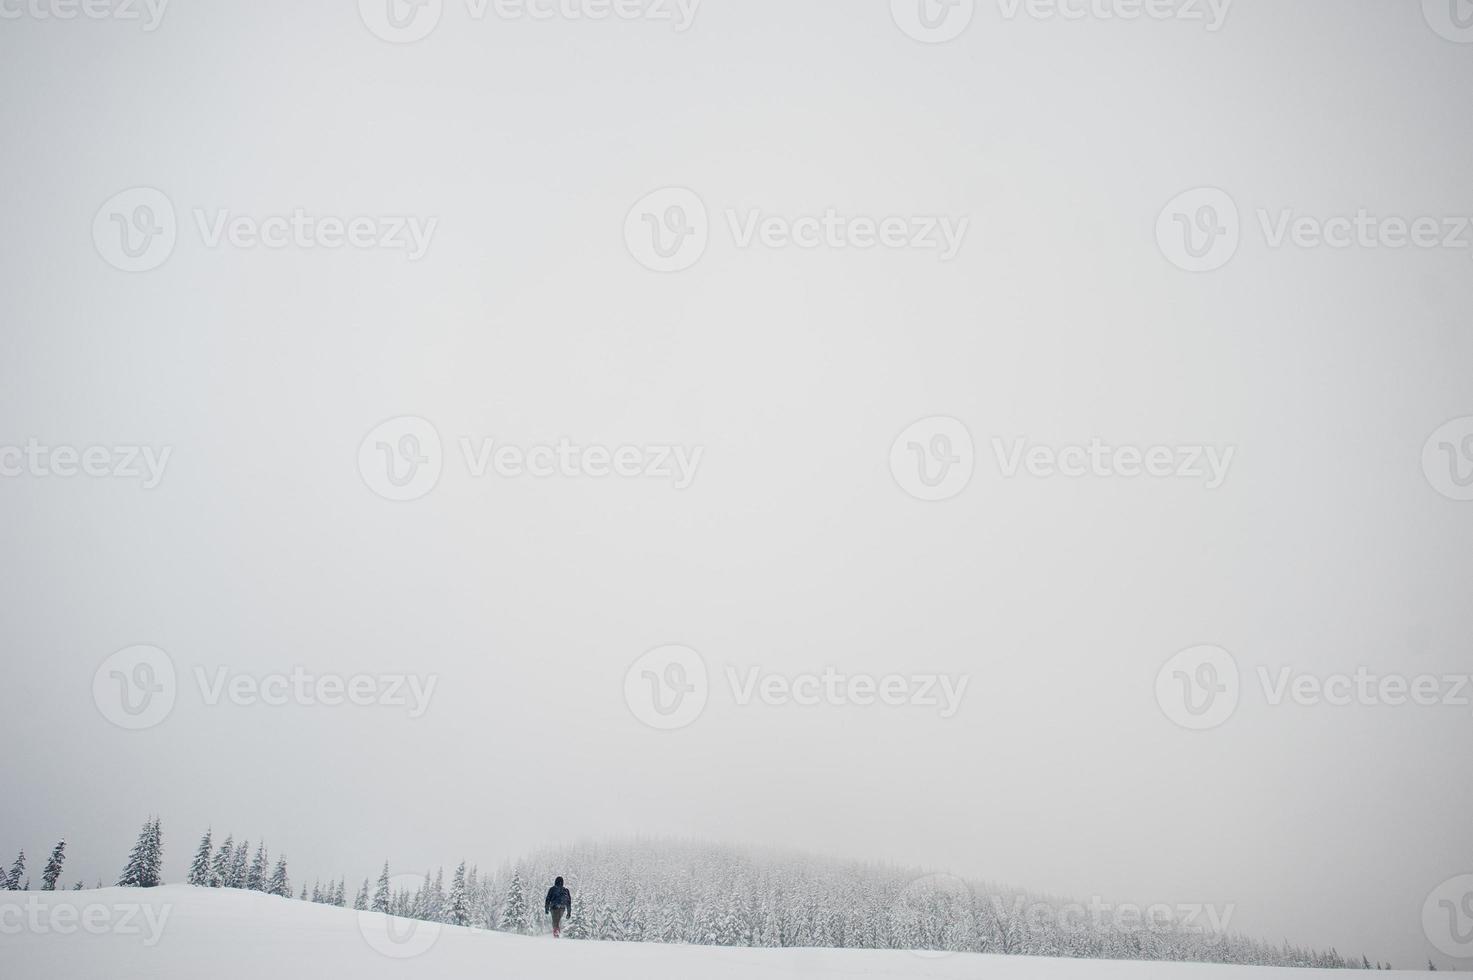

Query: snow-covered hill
[[0, 885, 1429, 980]]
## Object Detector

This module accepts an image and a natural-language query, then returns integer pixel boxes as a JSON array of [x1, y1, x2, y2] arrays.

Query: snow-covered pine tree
[[391, 885, 413, 917], [117, 817, 162, 888], [500, 870, 531, 934], [229, 839, 250, 888], [711, 893, 746, 946], [334, 878, 346, 907], [372, 863, 391, 913], [564, 891, 589, 940], [247, 844, 269, 891], [268, 856, 290, 897], [354, 878, 370, 911], [41, 840, 66, 891], [429, 867, 446, 922], [300, 882, 308, 901], [6, 851, 25, 890], [593, 898, 620, 942], [448, 862, 470, 927], [210, 835, 234, 887], [755, 901, 780, 946], [411, 869, 433, 921], [187, 829, 213, 886]]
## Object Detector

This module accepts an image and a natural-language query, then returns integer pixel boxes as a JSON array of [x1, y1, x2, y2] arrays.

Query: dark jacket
[[545, 884, 571, 913]]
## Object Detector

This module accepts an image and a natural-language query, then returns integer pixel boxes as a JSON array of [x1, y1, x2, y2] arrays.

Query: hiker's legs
[[552, 907, 564, 936]]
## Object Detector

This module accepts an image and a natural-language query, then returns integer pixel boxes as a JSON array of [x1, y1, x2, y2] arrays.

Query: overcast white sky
[[2, 0, 1471, 971]]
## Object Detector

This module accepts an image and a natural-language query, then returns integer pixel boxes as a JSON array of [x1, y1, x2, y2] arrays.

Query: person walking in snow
[[544, 876, 571, 937]]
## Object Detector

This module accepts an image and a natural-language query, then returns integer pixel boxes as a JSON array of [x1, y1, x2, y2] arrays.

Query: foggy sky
[[1, 0, 1471, 971]]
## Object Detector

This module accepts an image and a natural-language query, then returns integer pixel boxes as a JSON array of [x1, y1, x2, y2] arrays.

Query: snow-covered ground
[[0, 885, 1426, 980]]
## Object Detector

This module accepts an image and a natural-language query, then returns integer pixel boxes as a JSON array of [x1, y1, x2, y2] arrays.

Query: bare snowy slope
[[1, 885, 1431, 980]]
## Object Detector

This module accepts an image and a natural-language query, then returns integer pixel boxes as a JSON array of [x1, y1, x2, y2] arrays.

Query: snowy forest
[[5, 821, 1401, 970]]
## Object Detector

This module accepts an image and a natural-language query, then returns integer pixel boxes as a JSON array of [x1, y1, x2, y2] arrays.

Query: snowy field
[[1, 885, 1430, 980]]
